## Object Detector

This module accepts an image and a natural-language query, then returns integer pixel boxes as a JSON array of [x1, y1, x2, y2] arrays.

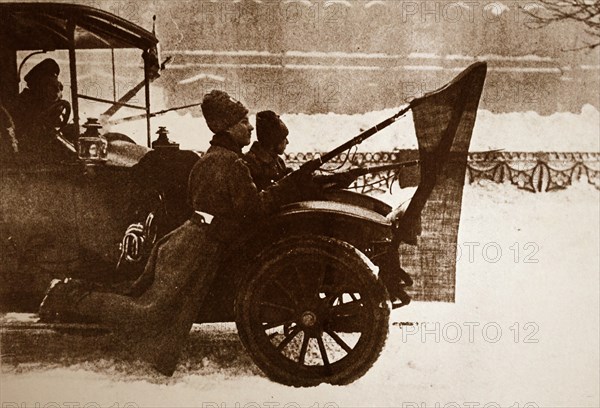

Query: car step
[[0, 313, 110, 335]]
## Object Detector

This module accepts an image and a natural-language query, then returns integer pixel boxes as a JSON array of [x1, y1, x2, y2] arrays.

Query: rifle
[[291, 104, 412, 176]]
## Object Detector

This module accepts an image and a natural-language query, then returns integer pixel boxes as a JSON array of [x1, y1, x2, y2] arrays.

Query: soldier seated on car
[[38, 90, 319, 376], [9, 58, 71, 158], [244, 110, 292, 191]]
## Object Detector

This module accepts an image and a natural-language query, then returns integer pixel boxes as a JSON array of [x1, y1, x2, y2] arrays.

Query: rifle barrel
[[345, 160, 419, 176], [305, 104, 411, 171]]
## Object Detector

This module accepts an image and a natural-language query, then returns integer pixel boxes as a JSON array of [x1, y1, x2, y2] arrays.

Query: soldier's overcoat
[[244, 141, 291, 191]]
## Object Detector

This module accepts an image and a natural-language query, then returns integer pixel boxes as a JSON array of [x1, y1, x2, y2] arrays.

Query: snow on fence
[[284, 151, 600, 193]]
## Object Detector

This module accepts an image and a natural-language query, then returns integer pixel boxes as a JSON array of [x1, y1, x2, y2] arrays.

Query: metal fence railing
[[284, 151, 600, 193]]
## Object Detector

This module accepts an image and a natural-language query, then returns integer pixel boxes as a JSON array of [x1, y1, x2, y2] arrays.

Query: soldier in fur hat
[[39, 90, 313, 376], [244, 110, 292, 190]]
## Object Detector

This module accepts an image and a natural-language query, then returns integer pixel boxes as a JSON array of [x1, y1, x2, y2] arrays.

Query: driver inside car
[[9, 58, 71, 158], [38, 90, 319, 376]]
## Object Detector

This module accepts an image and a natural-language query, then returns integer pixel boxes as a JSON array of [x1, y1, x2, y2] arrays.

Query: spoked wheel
[[235, 235, 391, 387]]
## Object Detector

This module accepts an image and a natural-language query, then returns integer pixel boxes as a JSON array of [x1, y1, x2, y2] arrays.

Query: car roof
[[0, 2, 158, 51]]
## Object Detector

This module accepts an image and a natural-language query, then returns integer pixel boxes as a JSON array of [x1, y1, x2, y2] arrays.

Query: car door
[[0, 158, 81, 310], [72, 163, 137, 280]]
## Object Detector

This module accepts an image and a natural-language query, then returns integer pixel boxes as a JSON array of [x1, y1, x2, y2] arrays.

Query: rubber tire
[[235, 235, 391, 387]]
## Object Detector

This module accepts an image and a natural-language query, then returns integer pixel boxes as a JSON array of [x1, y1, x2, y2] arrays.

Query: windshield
[[76, 49, 147, 123], [13, 48, 151, 147], [2, 3, 160, 151]]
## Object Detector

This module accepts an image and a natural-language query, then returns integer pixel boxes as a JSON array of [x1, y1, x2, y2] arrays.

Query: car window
[[77, 49, 146, 121]]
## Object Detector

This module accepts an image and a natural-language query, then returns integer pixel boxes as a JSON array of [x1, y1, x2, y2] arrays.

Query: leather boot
[[38, 278, 91, 323]]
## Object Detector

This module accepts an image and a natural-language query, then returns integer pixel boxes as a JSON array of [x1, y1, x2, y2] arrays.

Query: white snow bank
[[106, 103, 600, 153]]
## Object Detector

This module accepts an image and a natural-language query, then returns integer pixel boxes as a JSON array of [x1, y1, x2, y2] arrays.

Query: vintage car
[[0, 3, 487, 387]]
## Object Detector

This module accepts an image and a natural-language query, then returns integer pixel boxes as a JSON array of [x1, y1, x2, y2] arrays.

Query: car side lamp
[[152, 126, 179, 150], [77, 118, 108, 163]]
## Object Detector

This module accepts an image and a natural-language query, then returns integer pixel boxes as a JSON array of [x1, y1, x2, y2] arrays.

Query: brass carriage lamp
[[77, 117, 108, 163], [152, 126, 179, 150]]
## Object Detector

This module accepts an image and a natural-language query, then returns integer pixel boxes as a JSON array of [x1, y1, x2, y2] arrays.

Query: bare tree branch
[[520, 0, 600, 50]]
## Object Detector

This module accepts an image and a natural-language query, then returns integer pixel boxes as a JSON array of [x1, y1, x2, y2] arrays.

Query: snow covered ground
[[2, 182, 598, 408]]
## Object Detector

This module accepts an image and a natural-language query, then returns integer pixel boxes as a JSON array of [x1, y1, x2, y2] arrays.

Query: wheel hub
[[300, 311, 318, 327]]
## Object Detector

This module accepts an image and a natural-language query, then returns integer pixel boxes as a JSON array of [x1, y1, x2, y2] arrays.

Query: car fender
[[266, 200, 393, 250]]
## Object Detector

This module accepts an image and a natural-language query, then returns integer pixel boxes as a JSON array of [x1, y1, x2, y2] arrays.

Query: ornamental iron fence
[[284, 151, 600, 194]]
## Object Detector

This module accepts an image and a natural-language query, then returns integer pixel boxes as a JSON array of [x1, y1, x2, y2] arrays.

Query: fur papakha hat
[[201, 90, 249, 134], [256, 110, 289, 146]]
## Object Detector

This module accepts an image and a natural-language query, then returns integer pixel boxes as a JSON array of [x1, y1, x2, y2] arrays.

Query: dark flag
[[398, 62, 488, 302]]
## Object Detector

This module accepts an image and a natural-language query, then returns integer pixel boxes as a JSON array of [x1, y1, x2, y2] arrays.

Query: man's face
[[228, 116, 254, 148], [274, 137, 289, 155], [32, 77, 62, 104]]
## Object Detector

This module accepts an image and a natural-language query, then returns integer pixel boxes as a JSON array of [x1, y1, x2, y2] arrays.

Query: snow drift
[[99, 99, 600, 154]]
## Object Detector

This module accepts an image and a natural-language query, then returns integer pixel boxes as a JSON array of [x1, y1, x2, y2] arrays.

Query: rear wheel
[[235, 235, 390, 387]]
